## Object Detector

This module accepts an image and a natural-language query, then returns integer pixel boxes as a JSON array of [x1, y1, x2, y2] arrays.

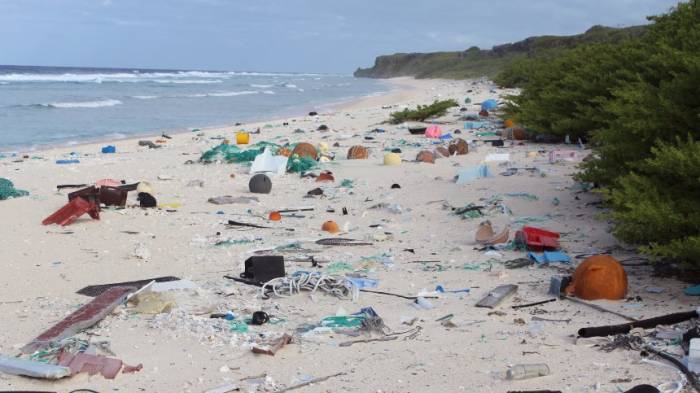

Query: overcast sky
[[0, 0, 681, 73]]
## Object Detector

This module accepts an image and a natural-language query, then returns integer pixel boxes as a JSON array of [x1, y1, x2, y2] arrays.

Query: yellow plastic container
[[383, 153, 401, 166], [236, 132, 250, 145]]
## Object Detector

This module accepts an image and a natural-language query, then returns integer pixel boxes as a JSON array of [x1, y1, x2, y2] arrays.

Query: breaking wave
[[42, 99, 123, 108], [153, 79, 222, 84], [0, 70, 325, 84]]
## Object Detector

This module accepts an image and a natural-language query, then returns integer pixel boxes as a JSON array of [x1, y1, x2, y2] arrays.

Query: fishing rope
[[261, 271, 358, 302]]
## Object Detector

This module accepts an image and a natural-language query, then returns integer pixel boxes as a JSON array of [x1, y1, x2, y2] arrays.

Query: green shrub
[[607, 138, 700, 265], [499, 42, 645, 140], [580, 0, 700, 184], [498, 0, 700, 266], [389, 99, 458, 124]]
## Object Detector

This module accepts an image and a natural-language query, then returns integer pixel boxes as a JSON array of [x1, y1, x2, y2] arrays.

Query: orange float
[[565, 255, 628, 300], [292, 142, 318, 160], [448, 138, 469, 155], [416, 150, 435, 164], [347, 145, 369, 159], [321, 220, 340, 234]]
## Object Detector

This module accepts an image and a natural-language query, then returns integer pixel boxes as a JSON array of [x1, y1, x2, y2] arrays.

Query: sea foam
[[44, 99, 123, 108]]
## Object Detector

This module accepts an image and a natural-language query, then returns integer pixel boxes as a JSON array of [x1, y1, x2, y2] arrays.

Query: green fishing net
[[286, 156, 317, 173], [0, 178, 28, 200], [200, 142, 283, 163]]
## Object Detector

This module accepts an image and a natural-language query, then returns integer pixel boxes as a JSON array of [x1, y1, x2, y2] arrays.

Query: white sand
[[0, 77, 694, 393]]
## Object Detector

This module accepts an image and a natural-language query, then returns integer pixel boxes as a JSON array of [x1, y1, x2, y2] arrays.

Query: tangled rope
[[261, 271, 358, 301]]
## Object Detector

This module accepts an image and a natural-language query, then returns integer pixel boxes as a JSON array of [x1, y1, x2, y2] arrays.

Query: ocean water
[[0, 65, 387, 151]]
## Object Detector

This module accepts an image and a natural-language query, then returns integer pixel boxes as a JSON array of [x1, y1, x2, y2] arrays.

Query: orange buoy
[[448, 138, 469, 155], [321, 220, 340, 234], [416, 150, 435, 164], [511, 127, 527, 140], [268, 211, 282, 221], [347, 145, 369, 160], [565, 255, 628, 300], [292, 142, 318, 160]]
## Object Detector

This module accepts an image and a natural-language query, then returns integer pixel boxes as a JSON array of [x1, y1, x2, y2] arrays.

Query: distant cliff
[[354, 25, 646, 79]]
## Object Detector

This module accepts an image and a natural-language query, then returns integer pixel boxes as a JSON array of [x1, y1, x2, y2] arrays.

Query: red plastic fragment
[[58, 352, 123, 379], [42, 196, 100, 226], [122, 363, 143, 373], [22, 286, 134, 354]]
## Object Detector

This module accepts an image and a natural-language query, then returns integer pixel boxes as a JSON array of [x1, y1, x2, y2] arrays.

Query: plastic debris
[[476, 285, 518, 308], [0, 355, 71, 379], [22, 286, 134, 354], [250, 148, 288, 176], [456, 165, 490, 184], [0, 178, 29, 200], [528, 251, 571, 264]]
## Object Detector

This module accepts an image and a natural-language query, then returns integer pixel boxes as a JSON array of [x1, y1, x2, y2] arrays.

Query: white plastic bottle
[[506, 363, 550, 380]]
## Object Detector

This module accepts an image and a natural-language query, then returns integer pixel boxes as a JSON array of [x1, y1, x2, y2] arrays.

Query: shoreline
[[0, 78, 409, 156]]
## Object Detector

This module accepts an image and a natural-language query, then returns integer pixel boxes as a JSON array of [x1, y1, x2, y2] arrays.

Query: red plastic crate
[[518, 226, 560, 251], [42, 197, 100, 226]]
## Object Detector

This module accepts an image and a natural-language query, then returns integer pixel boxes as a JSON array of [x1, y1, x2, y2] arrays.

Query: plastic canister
[[236, 132, 250, 145], [506, 363, 550, 380]]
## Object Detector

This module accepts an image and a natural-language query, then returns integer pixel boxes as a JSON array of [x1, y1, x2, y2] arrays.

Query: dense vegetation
[[496, 0, 700, 266], [389, 99, 458, 124], [354, 25, 645, 79]]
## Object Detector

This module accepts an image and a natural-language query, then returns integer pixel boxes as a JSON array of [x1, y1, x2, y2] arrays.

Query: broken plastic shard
[[57, 351, 124, 379], [456, 165, 490, 184], [129, 291, 176, 315], [22, 286, 134, 354], [412, 297, 434, 310], [0, 355, 71, 379]]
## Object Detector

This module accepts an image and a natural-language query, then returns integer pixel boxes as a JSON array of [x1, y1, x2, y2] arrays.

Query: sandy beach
[[0, 77, 694, 393]]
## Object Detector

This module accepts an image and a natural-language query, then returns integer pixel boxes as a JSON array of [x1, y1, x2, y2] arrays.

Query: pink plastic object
[[549, 150, 582, 164], [517, 226, 560, 251], [425, 125, 442, 138], [95, 178, 122, 187], [58, 352, 123, 379], [42, 197, 100, 226]]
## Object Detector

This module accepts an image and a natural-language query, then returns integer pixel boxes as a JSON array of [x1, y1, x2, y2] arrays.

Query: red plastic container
[[517, 226, 560, 251]]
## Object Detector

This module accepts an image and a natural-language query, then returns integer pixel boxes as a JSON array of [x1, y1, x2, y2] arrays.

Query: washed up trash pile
[[3, 81, 695, 393]]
